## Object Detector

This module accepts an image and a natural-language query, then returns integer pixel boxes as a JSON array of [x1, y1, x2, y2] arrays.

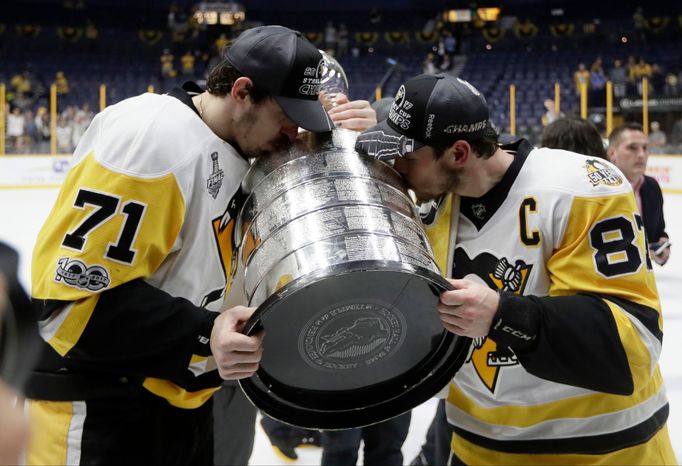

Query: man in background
[[608, 122, 671, 265]]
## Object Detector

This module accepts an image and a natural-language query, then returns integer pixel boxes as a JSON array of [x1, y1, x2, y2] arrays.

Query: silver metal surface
[[237, 128, 442, 306]]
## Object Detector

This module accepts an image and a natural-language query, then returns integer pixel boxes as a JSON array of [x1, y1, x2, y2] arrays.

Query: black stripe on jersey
[[602, 294, 663, 344], [452, 403, 668, 455], [54, 279, 217, 381], [503, 293, 634, 395], [460, 139, 534, 230], [33, 298, 71, 320]]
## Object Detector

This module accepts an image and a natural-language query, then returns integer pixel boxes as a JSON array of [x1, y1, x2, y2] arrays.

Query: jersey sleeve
[[31, 152, 213, 384], [491, 189, 663, 396]]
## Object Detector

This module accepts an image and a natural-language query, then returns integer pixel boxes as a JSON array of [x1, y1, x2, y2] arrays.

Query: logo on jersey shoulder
[[585, 159, 623, 187], [207, 152, 224, 199], [55, 257, 110, 291], [454, 249, 531, 393]]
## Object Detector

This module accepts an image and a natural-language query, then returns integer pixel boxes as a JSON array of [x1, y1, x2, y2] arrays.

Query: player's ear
[[231, 77, 253, 102], [450, 140, 471, 168]]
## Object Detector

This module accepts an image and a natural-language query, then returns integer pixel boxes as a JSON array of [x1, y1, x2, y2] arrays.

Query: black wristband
[[488, 291, 540, 352]]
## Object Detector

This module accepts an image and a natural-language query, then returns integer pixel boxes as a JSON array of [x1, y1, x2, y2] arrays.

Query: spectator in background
[[71, 110, 90, 150], [541, 116, 606, 158], [181, 51, 195, 76], [7, 107, 25, 153], [10, 70, 33, 98], [540, 98, 562, 127], [423, 53, 438, 75], [55, 115, 72, 153], [663, 72, 679, 96], [610, 59, 628, 98], [624, 55, 638, 96], [34, 107, 51, 153], [23, 109, 37, 153], [633, 57, 653, 96], [214, 33, 229, 57], [573, 63, 590, 95], [608, 122, 671, 265], [671, 115, 682, 146], [55, 71, 70, 96], [649, 121, 667, 153], [160, 48, 176, 78], [590, 58, 607, 105]]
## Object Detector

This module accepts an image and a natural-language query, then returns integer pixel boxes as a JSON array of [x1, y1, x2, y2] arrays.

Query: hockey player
[[355, 73, 676, 465], [25, 26, 333, 465]]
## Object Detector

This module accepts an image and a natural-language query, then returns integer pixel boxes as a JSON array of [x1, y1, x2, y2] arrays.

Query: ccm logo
[[501, 325, 533, 341], [494, 320, 534, 341]]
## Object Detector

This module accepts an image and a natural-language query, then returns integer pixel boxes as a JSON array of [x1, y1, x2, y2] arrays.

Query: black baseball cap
[[226, 25, 334, 133], [355, 74, 490, 160]]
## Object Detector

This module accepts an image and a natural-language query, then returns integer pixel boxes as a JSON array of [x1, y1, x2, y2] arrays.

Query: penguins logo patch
[[454, 249, 532, 393]]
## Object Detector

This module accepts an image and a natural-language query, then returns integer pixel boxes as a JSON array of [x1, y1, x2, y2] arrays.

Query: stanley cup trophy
[[234, 90, 470, 430], [318, 50, 349, 110]]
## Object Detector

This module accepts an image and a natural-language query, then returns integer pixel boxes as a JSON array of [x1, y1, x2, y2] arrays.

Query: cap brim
[[275, 96, 334, 133], [354, 119, 425, 161]]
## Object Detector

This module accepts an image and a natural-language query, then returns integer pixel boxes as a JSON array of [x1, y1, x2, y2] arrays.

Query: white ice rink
[[1, 187, 680, 465]]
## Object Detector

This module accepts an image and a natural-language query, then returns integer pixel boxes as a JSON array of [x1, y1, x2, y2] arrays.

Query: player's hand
[[438, 279, 500, 338], [210, 305, 264, 380], [327, 94, 378, 132], [649, 236, 671, 266]]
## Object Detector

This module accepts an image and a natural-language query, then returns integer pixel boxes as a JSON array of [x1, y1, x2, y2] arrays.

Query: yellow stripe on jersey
[[547, 193, 661, 315], [47, 296, 99, 356], [190, 354, 208, 364], [32, 152, 186, 301], [142, 377, 219, 409], [447, 367, 664, 428], [423, 193, 453, 274], [451, 424, 677, 465], [26, 400, 75, 465]]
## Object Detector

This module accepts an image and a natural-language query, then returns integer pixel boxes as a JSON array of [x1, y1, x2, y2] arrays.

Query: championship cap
[[226, 25, 334, 133], [355, 74, 490, 160]]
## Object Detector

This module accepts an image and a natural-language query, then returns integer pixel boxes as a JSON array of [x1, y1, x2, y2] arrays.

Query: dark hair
[[541, 116, 606, 158], [431, 124, 499, 160], [205, 60, 271, 104], [608, 122, 645, 148]]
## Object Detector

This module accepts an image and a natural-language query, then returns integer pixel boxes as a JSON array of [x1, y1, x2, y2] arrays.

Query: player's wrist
[[488, 292, 540, 352]]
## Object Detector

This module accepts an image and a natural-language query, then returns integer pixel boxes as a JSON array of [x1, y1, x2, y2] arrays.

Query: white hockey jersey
[[423, 140, 675, 464], [29, 85, 249, 408]]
